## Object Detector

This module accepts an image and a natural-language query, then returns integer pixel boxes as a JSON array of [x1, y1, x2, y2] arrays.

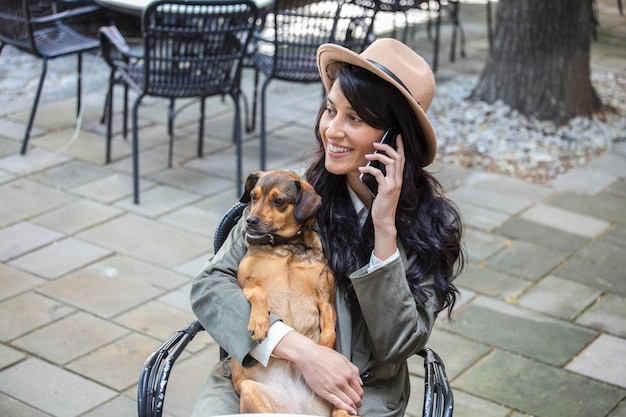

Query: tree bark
[[470, 0, 603, 125]]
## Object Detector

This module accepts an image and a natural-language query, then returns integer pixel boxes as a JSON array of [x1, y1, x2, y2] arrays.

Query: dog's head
[[239, 170, 322, 241]]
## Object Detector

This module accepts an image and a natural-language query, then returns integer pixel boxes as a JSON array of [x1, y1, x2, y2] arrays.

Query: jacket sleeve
[[349, 242, 443, 363], [189, 212, 282, 366]]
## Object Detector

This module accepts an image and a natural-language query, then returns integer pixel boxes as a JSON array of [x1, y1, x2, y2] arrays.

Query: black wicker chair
[[138, 202, 453, 417], [99, 0, 260, 204], [0, 0, 101, 154], [365, 0, 465, 72], [249, 0, 379, 171]]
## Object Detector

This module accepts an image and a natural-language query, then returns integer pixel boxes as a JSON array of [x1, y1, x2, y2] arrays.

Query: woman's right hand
[[273, 331, 363, 415]]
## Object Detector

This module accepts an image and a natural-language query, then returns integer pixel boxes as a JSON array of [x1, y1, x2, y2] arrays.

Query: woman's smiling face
[[319, 80, 384, 182]]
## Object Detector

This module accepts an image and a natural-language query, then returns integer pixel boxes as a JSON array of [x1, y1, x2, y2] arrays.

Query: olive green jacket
[[190, 207, 445, 417]]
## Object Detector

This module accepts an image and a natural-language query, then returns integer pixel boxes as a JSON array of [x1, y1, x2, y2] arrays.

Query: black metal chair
[[0, 0, 101, 155], [138, 201, 453, 417], [99, 0, 260, 204], [370, 0, 465, 72], [249, 0, 379, 171]]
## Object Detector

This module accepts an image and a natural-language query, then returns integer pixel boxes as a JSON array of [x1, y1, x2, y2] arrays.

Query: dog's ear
[[240, 171, 262, 203], [293, 180, 322, 223]]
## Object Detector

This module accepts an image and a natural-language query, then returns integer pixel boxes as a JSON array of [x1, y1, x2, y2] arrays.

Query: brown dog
[[232, 170, 349, 416]]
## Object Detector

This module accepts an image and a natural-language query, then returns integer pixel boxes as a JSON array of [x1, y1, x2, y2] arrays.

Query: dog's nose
[[246, 216, 260, 227]]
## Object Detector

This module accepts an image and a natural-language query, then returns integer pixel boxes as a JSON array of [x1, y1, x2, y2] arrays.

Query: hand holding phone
[[359, 127, 398, 197]]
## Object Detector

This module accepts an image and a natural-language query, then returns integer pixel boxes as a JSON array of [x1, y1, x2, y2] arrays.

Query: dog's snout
[[246, 216, 260, 227]]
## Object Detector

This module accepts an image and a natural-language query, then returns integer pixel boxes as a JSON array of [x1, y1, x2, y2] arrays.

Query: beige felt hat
[[317, 38, 437, 166]]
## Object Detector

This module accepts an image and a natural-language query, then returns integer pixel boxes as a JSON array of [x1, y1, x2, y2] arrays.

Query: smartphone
[[359, 127, 398, 197]]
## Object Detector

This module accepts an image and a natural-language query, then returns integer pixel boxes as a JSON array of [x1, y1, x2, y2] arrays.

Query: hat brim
[[317, 43, 437, 166]]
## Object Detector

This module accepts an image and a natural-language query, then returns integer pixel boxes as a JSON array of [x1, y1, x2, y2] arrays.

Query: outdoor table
[[95, 0, 273, 15]]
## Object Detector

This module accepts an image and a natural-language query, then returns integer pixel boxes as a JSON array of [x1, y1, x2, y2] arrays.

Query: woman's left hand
[[360, 134, 405, 260]]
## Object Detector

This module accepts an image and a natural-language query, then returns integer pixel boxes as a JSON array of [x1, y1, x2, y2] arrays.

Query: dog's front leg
[[243, 285, 270, 341], [317, 271, 337, 348]]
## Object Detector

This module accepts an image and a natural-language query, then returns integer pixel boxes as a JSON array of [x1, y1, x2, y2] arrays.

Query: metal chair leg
[[21, 58, 48, 155]]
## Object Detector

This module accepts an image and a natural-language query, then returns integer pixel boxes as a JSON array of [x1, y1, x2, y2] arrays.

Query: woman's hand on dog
[[274, 331, 363, 415]]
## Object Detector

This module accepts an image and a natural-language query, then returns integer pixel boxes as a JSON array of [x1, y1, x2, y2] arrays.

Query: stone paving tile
[[9, 237, 113, 279], [66, 333, 163, 391], [148, 168, 236, 197], [462, 228, 510, 264], [600, 224, 626, 249], [445, 390, 511, 417], [458, 264, 532, 301], [520, 204, 611, 238], [448, 185, 535, 215], [174, 254, 209, 277], [113, 300, 199, 341], [29, 161, 111, 189], [31, 200, 124, 235], [610, 404, 626, 417], [70, 173, 155, 204], [546, 191, 626, 224], [450, 200, 511, 231], [485, 240, 570, 282], [0, 118, 45, 142], [516, 275, 603, 320], [0, 168, 15, 184], [11, 311, 129, 365], [0, 392, 51, 417], [0, 148, 71, 176], [454, 350, 625, 417], [607, 179, 626, 198], [31, 128, 114, 165], [114, 185, 203, 218], [589, 152, 626, 178], [495, 217, 589, 253], [0, 263, 45, 301], [464, 171, 556, 202], [554, 256, 626, 296], [38, 255, 188, 319], [0, 221, 64, 262], [550, 166, 619, 195], [0, 344, 25, 369], [80, 395, 137, 417], [0, 292, 75, 342], [0, 357, 117, 417], [407, 328, 491, 380], [160, 205, 222, 237], [0, 179, 75, 228], [441, 297, 598, 366], [576, 239, 626, 271], [576, 293, 626, 337], [76, 213, 210, 268], [566, 333, 626, 389]]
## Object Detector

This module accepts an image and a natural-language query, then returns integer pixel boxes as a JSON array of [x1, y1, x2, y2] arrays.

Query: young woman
[[190, 38, 465, 417]]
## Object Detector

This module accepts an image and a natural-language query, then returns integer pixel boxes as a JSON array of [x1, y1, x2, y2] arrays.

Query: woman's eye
[[325, 107, 336, 116]]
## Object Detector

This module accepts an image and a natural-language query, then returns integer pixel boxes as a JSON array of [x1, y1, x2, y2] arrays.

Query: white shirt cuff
[[248, 321, 294, 366], [367, 248, 400, 273]]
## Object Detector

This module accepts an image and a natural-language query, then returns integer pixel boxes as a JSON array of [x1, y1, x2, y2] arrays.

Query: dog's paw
[[247, 318, 269, 342]]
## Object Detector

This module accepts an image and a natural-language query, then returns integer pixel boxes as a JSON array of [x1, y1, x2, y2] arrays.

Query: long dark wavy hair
[[306, 63, 465, 317]]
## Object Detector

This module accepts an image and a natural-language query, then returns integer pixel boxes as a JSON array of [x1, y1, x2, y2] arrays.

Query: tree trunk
[[470, 0, 602, 125]]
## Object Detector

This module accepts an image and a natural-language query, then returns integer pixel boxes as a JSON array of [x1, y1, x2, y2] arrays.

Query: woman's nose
[[325, 117, 344, 138]]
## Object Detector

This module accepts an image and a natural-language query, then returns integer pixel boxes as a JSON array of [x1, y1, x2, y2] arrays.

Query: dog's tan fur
[[232, 170, 350, 417]]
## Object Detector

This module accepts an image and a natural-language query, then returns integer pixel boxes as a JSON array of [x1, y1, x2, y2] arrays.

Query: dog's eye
[[249, 193, 257, 203], [273, 198, 284, 207]]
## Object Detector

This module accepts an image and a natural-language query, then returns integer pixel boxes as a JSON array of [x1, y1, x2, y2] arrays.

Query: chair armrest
[[30, 4, 101, 24], [138, 321, 205, 417], [99, 25, 135, 67], [417, 348, 454, 417]]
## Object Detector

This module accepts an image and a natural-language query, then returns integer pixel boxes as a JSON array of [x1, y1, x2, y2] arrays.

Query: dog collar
[[245, 225, 311, 246]]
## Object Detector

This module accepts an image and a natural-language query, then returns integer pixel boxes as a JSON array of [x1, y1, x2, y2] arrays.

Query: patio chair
[[99, 0, 260, 204], [249, 0, 380, 170], [137, 201, 454, 417], [0, 0, 101, 155], [367, 0, 465, 72]]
